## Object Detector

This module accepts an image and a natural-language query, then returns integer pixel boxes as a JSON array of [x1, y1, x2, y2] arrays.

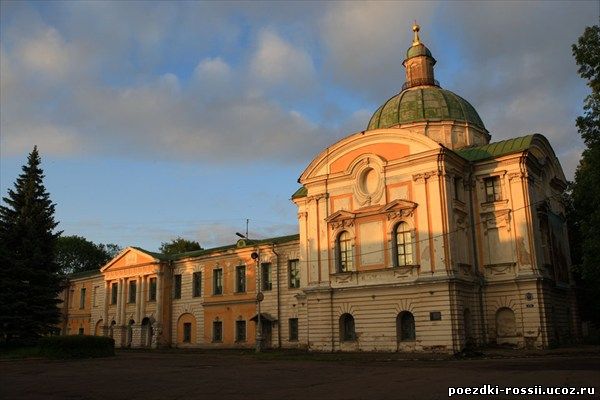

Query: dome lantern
[[402, 23, 437, 89], [366, 24, 490, 148]]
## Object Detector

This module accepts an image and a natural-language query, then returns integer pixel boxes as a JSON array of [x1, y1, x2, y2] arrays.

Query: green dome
[[366, 86, 486, 131], [406, 43, 432, 59]]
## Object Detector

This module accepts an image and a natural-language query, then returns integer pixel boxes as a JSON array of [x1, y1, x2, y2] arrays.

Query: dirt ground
[[1, 347, 599, 400]]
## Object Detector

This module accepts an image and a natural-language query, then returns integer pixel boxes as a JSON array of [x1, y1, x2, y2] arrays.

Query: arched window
[[495, 307, 516, 338], [339, 313, 356, 341], [336, 231, 353, 272], [396, 311, 416, 341], [177, 313, 197, 345], [393, 222, 413, 267]]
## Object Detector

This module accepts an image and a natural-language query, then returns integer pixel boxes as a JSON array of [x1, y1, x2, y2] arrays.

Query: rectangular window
[[149, 277, 157, 301], [111, 283, 118, 305], [193, 272, 202, 297], [213, 269, 223, 295], [289, 318, 299, 341], [235, 266, 246, 293], [79, 288, 86, 309], [288, 259, 300, 289], [93, 286, 98, 307], [78, 327, 84, 335], [173, 274, 182, 299], [454, 177, 462, 201], [183, 322, 192, 343], [128, 281, 136, 303], [261, 263, 272, 291], [212, 321, 223, 342], [484, 176, 502, 202], [236, 320, 246, 342]]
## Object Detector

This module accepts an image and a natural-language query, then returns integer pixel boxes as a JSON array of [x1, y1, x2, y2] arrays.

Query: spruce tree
[[0, 146, 62, 342]]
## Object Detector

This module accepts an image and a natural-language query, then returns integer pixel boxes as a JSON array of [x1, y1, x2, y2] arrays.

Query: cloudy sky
[[1, 1, 597, 251]]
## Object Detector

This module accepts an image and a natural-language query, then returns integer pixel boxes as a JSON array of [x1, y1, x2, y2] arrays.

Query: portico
[[100, 247, 169, 348]]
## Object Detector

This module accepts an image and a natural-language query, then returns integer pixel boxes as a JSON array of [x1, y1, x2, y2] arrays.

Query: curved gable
[[299, 129, 442, 183], [528, 134, 566, 183]]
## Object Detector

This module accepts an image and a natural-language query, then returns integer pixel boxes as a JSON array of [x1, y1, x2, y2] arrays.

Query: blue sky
[[1, 1, 597, 251]]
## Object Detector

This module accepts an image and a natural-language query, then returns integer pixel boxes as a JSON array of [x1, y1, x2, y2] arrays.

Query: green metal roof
[[455, 135, 535, 161], [291, 186, 307, 199], [406, 43, 433, 59], [367, 86, 486, 131], [131, 246, 171, 261], [168, 233, 300, 260]]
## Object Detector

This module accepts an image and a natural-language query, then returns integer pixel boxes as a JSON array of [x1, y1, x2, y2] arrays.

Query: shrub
[[39, 335, 115, 359]]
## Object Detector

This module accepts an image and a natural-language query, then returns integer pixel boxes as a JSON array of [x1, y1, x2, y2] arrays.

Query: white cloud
[[320, 2, 435, 100], [250, 29, 316, 90], [194, 57, 232, 81], [16, 27, 71, 80]]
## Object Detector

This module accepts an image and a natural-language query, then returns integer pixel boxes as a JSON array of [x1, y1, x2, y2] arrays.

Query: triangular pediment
[[325, 209, 356, 223], [379, 199, 418, 213], [100, 247, 163, 273]]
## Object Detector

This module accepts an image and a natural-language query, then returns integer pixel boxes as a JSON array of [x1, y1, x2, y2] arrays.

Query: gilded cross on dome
[[412, 21, 421, 45]]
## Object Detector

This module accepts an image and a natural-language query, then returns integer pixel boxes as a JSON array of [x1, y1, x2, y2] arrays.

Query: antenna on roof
[[246, 218, 249, 240]]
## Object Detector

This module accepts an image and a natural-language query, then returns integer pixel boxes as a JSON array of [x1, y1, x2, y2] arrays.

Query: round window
[[360, 167, 379, 194]]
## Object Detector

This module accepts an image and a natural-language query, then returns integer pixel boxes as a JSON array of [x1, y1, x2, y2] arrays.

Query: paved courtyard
[[1, 348, 599, 400]]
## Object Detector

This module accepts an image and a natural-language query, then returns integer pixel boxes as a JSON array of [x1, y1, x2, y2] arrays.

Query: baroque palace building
[[60, 25, 579, 352]]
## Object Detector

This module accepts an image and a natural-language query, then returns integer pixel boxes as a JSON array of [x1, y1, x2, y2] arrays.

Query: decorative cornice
[[412, 170, 439, 183]]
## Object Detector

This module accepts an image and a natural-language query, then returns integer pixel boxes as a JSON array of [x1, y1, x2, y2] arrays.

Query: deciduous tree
[[159, 237, 202, 255], [571, 25, 600, 324], [56, 235, 122, 274]]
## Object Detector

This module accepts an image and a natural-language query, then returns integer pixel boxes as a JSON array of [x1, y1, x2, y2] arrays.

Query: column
[[103, 280, 110, 335], [153, 270, 164, 349], [121, 278, 127, 324], [135, 275, 142, 322], [156, 271, 163, 324], [115, 279, 122, 325], [140, 276, 146, 320]]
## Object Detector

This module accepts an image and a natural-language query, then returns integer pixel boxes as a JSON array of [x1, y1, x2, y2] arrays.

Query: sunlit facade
[[60, 26, 579, 351]]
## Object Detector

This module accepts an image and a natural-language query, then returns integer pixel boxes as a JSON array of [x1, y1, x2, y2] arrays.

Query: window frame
[[192, 272, 202, 297], [261, 263, 272, 291], [212, 320, 223, 342], [213, 268, 223, 295], [288, 259, 300, 289], [128, 281, 136, 303], [148, 277, 157, 302], [173, 274, 182, 299], [79, 287, 86, 309], [235, 265, 246, 293], [235, 320, 246, 342], [111, 283, 118, 305], [183, 322, 192, 343], [336, 231, 353, 273], [289, 318, 299, 341], [397, 311, 416, 342], [392, 222, 414, 267], [484, 176, 502, 202], [340, 313, 356, 342]]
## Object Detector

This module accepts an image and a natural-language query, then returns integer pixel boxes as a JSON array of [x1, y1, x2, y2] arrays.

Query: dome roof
[[366, 86, 486, 131], [406, 43, 432, 59]]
